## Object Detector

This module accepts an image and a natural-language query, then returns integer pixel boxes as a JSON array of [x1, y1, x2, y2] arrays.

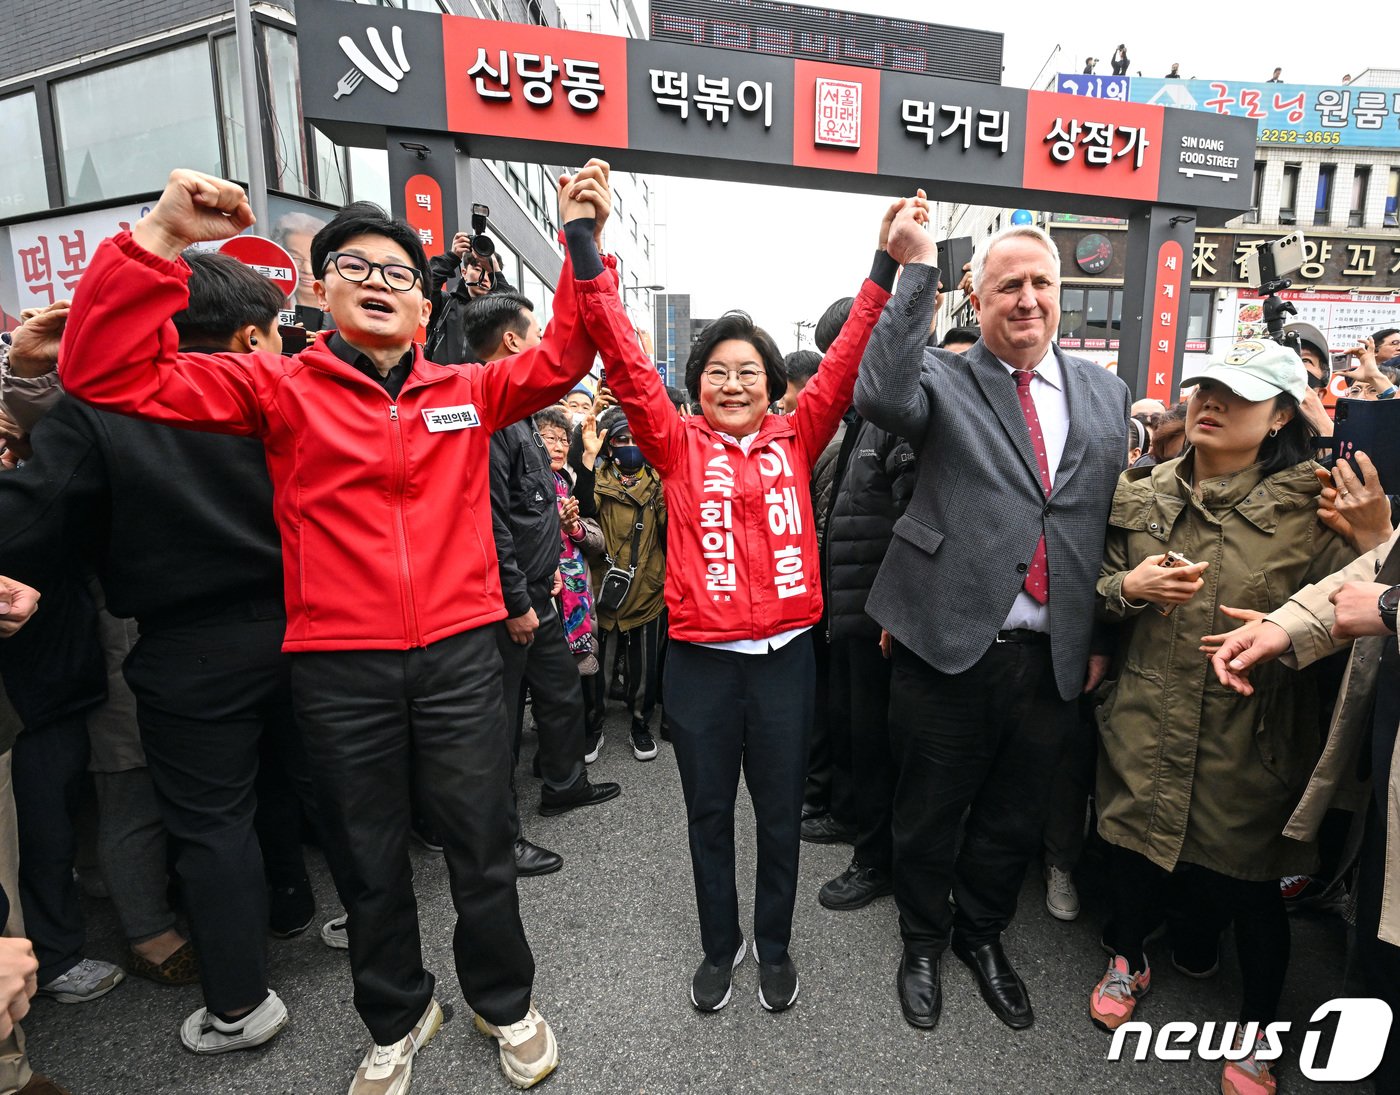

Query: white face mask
[[569, 412, 586, 427]]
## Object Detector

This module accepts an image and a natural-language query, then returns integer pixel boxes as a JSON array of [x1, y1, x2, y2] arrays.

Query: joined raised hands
[[558, 159, 612, 245], [883, 189, 936, 267]]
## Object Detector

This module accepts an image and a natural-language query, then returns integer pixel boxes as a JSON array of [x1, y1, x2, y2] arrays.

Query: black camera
[[466, 202, 495, 265]]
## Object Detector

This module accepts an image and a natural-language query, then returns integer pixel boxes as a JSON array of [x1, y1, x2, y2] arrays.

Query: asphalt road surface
[[24, 705, 1373, 1094]]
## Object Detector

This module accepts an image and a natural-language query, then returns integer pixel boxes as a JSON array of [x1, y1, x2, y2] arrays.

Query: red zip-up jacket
[[577, 271, 891, 643], [59, 231, 609, 652]]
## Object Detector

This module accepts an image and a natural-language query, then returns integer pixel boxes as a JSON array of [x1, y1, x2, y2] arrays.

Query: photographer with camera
[[424, 205, 515, 365]]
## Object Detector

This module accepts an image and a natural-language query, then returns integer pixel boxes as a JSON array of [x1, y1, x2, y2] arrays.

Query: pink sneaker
[[1089, 955, 1151, 1032], [1222, 1031, 1278, 1095]]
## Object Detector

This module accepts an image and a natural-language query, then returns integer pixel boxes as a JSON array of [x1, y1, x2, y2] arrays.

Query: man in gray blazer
[[854, 215, 1130, 1032]]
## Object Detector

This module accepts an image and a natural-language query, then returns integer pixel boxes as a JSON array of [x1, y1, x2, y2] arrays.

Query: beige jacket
[[1267, 525, 1400, 944]]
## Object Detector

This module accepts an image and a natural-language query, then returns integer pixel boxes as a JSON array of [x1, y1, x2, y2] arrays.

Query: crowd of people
[[0, 156, 1397, 1095]]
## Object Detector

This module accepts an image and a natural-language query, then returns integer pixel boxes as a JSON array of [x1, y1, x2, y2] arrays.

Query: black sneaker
[[800, 813, 856, 845], [631, 726, 658, 761], [818, 862, 893, 911], [584, 731, 603, 764], [268, 881, 315, 938], [691, 940, 746, 1011], [757, 955, 799, 1012]]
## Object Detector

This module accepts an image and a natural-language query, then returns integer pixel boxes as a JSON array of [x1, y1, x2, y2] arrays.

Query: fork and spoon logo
[[334, 25, 411, 99]]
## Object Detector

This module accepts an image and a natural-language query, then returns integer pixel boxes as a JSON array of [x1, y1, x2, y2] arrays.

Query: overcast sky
[[651, 0, 1353, 350]]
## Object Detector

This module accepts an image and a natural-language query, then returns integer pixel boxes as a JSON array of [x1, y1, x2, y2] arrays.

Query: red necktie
[[1014, 370, 1050, 605]]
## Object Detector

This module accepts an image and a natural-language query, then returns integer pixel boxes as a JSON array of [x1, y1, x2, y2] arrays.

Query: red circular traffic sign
[[218, 235, 299, 299]]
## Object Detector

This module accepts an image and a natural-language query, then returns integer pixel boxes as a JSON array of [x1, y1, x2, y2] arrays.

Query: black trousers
[[124, 609, 312, 1014], [11, 714, 90, 983], [497, 597, 585, 835], [664, 637, 813, 965], [837, 635, 896, 873], [889, 636, 1075, 955], [802, 629, 854, 825], [1103, 844, 1289, 1023], [583, 615, 663, 735], [291, 626, 534, 1044]]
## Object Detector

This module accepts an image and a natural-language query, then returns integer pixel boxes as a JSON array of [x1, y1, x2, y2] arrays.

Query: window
[[348, 147, 390, 207], [1350, 166, 1370, 228], [263, 28, 313, 196], [54, 43, 220, 203], [1186, 289, 1212, 348], [1314, 164, 1336, 225], [1084, 289, 1112, 345], [1387, 168, 1400, 228], [311, 129, 350, 207], [0, 92, 48, 216], [1246, 161, 1265, 224], [1058, 288, 1084, 345], [214, 35, 247, 184], [1278, 164, 1300, 224]]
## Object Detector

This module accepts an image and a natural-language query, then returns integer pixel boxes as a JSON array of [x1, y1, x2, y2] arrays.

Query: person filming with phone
[[1087, 340, 1392, 1095]]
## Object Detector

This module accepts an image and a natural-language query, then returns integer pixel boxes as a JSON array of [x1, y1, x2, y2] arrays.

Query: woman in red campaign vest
[[573, 196, 931, 1014]]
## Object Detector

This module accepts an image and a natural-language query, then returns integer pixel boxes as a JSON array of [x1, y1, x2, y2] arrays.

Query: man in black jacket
[[0, 254, 314, 1054], [815, 328, 973, 911], [424, 231, 514, 365], [467, 293, 620, 878]]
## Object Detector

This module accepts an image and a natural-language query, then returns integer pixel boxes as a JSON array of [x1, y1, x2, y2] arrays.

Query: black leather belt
[[995, 628, 1049, 644]]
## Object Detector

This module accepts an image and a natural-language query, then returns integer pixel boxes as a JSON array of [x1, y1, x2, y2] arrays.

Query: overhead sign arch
[[296, 0, 1259, 399]]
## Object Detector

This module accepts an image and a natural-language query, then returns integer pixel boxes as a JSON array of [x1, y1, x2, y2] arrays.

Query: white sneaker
[[1044, 865, 1080, 921], [347, 998, 444, 1095], [474, 1002, 558, 1089], [37, 957, 125, 1003], [180, 989, 289, 1054], [322, 914, 349, 950]]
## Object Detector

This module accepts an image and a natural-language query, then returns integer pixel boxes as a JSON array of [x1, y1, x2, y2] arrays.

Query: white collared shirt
[[698, 428, 810, 655], [997, 346, 1071, 633]]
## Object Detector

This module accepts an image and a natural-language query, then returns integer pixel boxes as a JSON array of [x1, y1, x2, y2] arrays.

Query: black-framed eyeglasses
[[324, 252, 422, 293]]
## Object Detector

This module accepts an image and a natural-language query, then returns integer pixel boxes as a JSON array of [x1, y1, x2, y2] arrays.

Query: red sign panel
[[1146, 240, 1184, 403], [1021, 92, 1162, 203], [442, 18, 628, 149], [218, 235, 298, 299], [403, 174, 445, 258], [793, 61, 880, 174]]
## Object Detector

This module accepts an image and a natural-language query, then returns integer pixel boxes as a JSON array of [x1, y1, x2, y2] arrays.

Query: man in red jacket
[[58, 163, 615, 1093]]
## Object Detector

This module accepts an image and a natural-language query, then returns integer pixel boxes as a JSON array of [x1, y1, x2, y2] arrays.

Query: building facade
[[0, 0, 660, 339], [936, 69, 1400, 393]]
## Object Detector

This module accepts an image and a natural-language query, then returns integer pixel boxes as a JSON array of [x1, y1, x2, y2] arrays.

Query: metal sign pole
[[234, 0, 269, 229], [1118, 204, 1197, 402]]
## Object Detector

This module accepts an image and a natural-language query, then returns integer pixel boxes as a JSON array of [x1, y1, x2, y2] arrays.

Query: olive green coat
[[1095, 454, 1356, 880], [591, 465, 667, 633]]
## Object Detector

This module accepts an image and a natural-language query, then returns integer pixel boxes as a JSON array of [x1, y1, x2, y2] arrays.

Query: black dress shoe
[[896, 951, 942, 1030], [538, 774, 622, 817], [514, 838, 563, 877], [952, 939, 1033, 1029], [800, 813, 856, 845], [819, 863, 893, 911]]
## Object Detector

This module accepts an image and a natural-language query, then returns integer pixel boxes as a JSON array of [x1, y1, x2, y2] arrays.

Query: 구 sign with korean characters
[[297, 0, 1255, 223]]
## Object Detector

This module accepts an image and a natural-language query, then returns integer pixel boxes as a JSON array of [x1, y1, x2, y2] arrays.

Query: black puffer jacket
[[824, 416, 916, 641]]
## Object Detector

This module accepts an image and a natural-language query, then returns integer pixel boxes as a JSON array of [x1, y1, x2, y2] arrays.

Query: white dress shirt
[[997, 347, 1070, 633]]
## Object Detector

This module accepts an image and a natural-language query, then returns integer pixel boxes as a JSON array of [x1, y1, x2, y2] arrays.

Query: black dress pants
[[291, 625, 534, 1044], [802, 630, 854, 826], [839, 635, 895, 873], [664, 637, 813, 965], [497, 597, 585, 838], [124, 608, 309, 1014], [11, 714, 90, 983], [889, 635, 1075, 955]]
